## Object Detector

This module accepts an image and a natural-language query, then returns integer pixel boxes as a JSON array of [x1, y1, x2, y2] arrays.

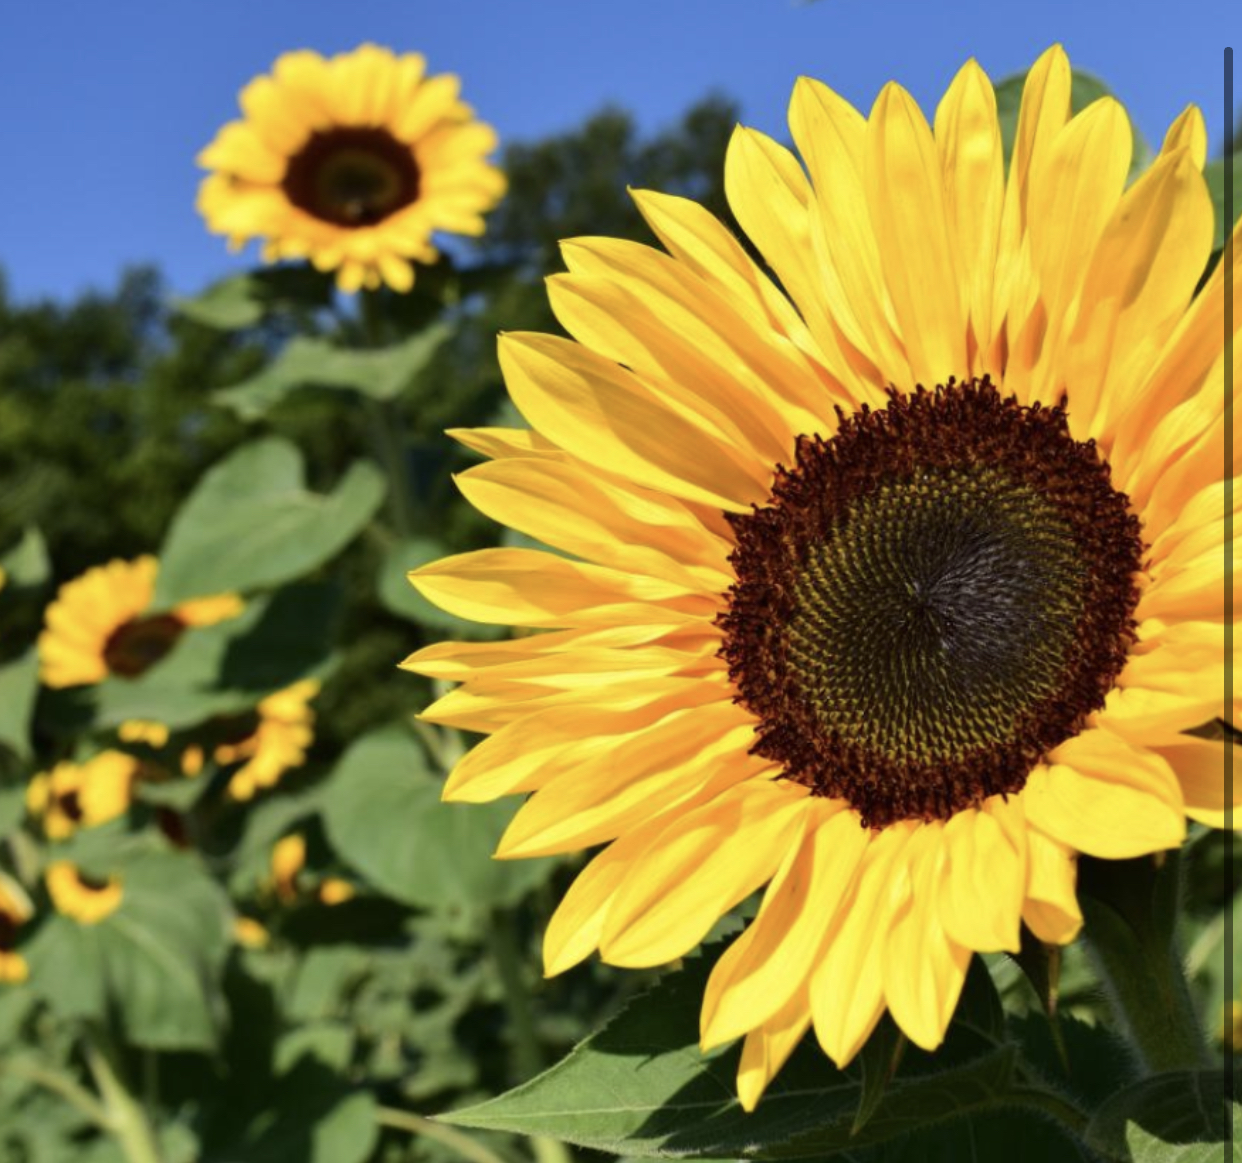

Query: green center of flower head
[[283, 128, 421, 227], [719, 378, 1144, 828]]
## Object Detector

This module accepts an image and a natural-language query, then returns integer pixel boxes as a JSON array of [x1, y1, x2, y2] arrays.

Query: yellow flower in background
[[0, 873, 32, 984], [37, 557, 243, 689], [118, 720, 171, 749], [26, 751, 142, 840], [270, 834, 307, 903], [219, 679, 320, 801], [233, 916, 271, 949], [318, 878, 356, 906], [405, 45, 1236, 1109], [197, 43, 506, 294], [46, 863, 123, 925]]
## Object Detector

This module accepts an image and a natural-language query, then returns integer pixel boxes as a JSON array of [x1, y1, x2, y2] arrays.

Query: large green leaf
[[174, 267, 335, 330], [994, 68, 1153, 177], [215, 326, 451, 419], [1205, 152, 1242, 252], [25, 846, 232, 1050], [0, 648, 39, 761], [442, 952, 1075, 1159], [1085, 1071, 1240, 1162], [152, 438, 384, 607], [377, 536, 504, 639], [320, 726, 557, 917]]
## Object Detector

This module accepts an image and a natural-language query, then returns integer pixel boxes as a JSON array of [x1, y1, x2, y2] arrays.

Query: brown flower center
[[283, 128, 421, 227], [103, 614, 184, 678], [718, 378, 1144, 828]]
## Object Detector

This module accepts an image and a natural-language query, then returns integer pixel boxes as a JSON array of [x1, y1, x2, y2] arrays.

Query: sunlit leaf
[[320, 726, 557, 918], [152, 438, 384, 607], [215, 326, 452, 419]]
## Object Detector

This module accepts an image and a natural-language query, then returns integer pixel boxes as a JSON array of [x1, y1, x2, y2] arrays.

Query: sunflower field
[[0, 35, 1240, 1163]]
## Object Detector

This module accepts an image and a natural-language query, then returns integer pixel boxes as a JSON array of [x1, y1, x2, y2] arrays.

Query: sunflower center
[[283, 128, 421, 226], [103, 615, 184, 678], [719, 378, 1144, 828]]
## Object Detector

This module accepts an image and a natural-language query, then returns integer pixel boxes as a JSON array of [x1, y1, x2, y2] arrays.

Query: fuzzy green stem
[[1079, 853, 1211, 1074], [358, 289, 416, 537], [0, 1057, 111, 1128], [484, 911, 573, 1163], [85, 1035, 164, 1163]]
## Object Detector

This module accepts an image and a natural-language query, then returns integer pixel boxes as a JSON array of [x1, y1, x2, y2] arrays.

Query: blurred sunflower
[[197, 43, 506, 294], [217, 679, 320, 801], [405, 46, 1237, 1108], [46, 863, 122, 925], [26, 751, 143, 840], [38, 556, 242, 689], [0, 872, 32, 984]]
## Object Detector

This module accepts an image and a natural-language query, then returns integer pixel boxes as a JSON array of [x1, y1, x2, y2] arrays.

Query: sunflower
[[26, 751, 142, 840], [217, 679, 320, 801], [38, 557, 243, 689], [196, 43, 506, 294], [404, 45, 1237, 1109], [46, 862, 122, 925], [0, 872, 32, 984]]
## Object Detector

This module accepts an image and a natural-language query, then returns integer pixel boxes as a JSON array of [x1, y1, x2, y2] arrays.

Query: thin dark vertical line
[[1225, 43, 1235, 1129]]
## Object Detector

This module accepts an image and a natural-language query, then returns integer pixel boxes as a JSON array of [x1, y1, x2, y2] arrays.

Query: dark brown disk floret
[[283, 128, 421, 226], [717, 377, 1144, 828]]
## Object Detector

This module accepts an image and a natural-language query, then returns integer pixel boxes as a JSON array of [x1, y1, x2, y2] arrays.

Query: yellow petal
[[1160, 105, 1208, 169], [1023, 730, 1186, 858], [883, 824, 972, 1051], [448, 426, 563, 461], [701, 803, 868, 1048], [866, 83, 966, 386], [1025, 97, 1132, 358], [1021, 826, 1082, 944], [543, 798, 705, 976], [937, 796, 1026, 953], [788, 77, 905, 381], [810, 821, 916, 1066], [737, 987, 814, 1112], [408, 547, 710, 629], [599, 782, 810, 967], [496, 701, 771, 859], [454, 457, 732, 591], [499, 332, 769, 511], [1067, 148, 1215, 445], [933, 59, 1004, 363], [1147, 735, 1242, 830]]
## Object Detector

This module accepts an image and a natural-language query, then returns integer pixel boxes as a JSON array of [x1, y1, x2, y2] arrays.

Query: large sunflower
[[197, 43, 506, 294], [37, 556, 242, 689], [405, 46, 1237, 1109]]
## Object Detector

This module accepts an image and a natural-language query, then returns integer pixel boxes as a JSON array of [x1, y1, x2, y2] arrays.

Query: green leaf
[[377, 536, 504, 638], [1205, 153, 1242, 252], [0, 527, 50, 590], [221, 1058, 379, 1163], [214, 326, 452, 420], [443, 954, 1048, 1160], [174, 267, 334, 330], [0, 648, 39, 761], [994, 68, 1153, 177], [1085, 1071, 1240, 1162], [320, 726, 557, 917], [152, 438, 384, 607], [25, 847, 232, 1050]]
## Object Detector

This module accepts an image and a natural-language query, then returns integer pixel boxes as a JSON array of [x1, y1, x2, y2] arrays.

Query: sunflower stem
[[1078, 851, 1211, 1074], [358, 288, 417, 537], [484, 910, 574, 1163], [84, 1030, 164, 1163]]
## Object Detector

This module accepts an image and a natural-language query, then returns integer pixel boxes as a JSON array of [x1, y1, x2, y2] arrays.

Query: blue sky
[[1, 0, 1235, 303]]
